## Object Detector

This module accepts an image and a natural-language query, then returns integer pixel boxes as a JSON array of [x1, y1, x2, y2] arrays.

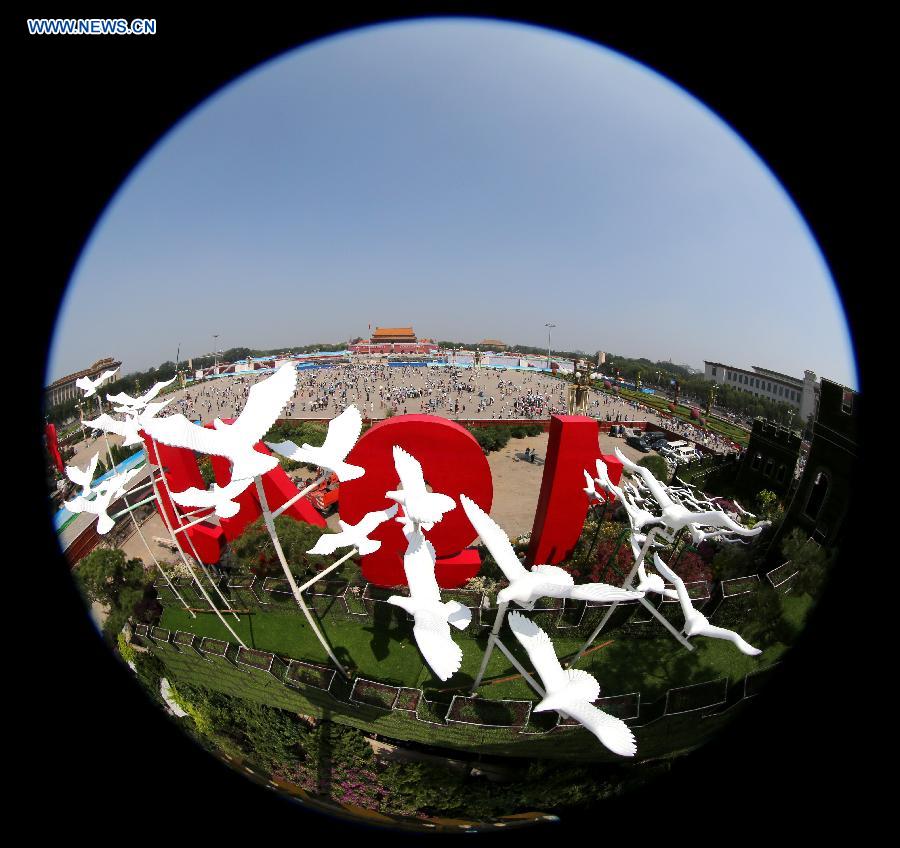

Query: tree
[[228, 516, 333, 579], [755, 489, 783, 523], [75, 548, 145, 608], [780, 527, 835, 597], [638, 454, 669, 482]]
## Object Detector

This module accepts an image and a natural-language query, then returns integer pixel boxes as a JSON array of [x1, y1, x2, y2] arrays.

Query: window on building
[[776, 465, 786, 484], [804, 471, 829, 521], [752, 453, 762, 470], [764, 458, 774, 477], [841, 389, 854, 415]]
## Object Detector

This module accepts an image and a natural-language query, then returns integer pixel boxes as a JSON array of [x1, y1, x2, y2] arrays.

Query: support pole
[[493, 637, 546, 698], [148, 433, 239, 621], [253, 477, 349, 678], [296, 548, 357, 594], [568, 527, 694, 668], [92, 396, 194, 618], [149, 470, 246, 647], [471, 600, 508, 693], [271, 472, 328, 520], [109, 493, 161, 520]]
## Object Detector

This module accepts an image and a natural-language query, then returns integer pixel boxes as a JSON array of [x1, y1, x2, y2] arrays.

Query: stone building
[[45, 356, 122, 408], [736, 419, 802, 497], [703, 360, 818, 421]]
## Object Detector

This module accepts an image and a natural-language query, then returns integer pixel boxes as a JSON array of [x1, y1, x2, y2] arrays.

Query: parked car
[[626, 435, 651, 452]]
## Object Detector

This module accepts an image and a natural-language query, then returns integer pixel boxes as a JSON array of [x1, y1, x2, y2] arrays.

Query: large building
[[768, 378, 858, 551], [349, 326, 438, 356], [45, 356, 122, 408], [703, 361, 819, 420]]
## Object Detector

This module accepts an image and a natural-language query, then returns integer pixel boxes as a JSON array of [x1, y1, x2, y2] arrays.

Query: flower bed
[[446, 696, 531, 728], [149, 626, 170, 643], [392, 688, 422, 712], [345, 584, 368, 616], [415, 698, 449, 725], [556, 598, 587, 628], [721, 575, 760, 597], [226, 576, 260, 609], [744, 662, 780, 698], [153, 577, 179, 606], [260, 577, 297, 608], [284, 659, 335, 692], [309, 579, 349, 597], [766, 561, 798, 591], [521, 710, 558, 734], [440, 588, 482, 610], [198, 636, 229, 657], [557, 693, 640, 725], [664, 678, 728, 715], [172, 630, 197, 652], [349, 677, 399, 710], [235, 647, 275, 672]]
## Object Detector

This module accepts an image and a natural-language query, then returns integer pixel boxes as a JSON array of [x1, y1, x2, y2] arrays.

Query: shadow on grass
[[363, 602, 411, 663]]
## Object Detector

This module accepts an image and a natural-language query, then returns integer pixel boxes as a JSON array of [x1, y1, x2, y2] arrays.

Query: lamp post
[[545, 323, 555, 372]]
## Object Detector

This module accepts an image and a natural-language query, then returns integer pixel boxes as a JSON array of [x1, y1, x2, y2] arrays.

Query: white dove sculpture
[[107, 377, 176, 410], [143, 363, 296, 481], [507, 611, 637, 757], [593, 458, 664, 534], [386, 532, 472, 681], [652, 553, 762, 656], [65, 452, 100, 497], [75, 367, 119, 396], [614, 448, 763, 538], [169, 478, 254, 519], [266, 404, 364, 482], [460, 494, 643, 610], [84, 399, 172, 446], [306, 504, 399, 556], [385, 445, 456, 533], [64, 467, 140, 534]]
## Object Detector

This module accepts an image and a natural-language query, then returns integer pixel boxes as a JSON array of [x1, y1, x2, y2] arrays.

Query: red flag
[[45, 422, 64, 474]]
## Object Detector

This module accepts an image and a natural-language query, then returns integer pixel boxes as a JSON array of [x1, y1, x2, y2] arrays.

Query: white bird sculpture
[[506, 611, 637, 757], [266, 404, 365, 482], [306, 504, 399, 556], [107, 377, 176, 410], [64, 467, 139, 534], [385, 445, 456, 533], [75, 367, 119, 396], [143, 363, 296, 481], [593, 458, 664, 534], [613, 448, 763, 538], [652, 553, 762, 656], [65, 452, 100, 497], [169, 478, 254, 519], [386, 532, 472, 681], [460, 494, 643, 610], [84, 399, 172, 446]]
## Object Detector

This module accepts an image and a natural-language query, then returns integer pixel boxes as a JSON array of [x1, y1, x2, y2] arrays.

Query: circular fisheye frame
[[43, 17, 856, 831]]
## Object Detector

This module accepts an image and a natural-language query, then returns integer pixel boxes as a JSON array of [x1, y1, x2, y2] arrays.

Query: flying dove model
[[460, 494, 643, 610], [75, 367, 119, 397], [169, 478, 254, 519], [592, 458, 664, 535], [84, 399, 172, 446], [386, 532, 472, 681], [386, 445, 456, 533], [65, 452, 100, 497], [507, 611, 637, 757], [652, 553, 762, 656], [614, 448, 763, 538], [306, 504, 399, 556], [143, 363, 296, 482], [64, 467, 140, 534], [107, 377, 176, 411], [266, 404, 365, 482]]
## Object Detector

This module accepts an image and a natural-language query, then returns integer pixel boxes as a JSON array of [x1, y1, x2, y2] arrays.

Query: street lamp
[[545, 323, 555, 372]]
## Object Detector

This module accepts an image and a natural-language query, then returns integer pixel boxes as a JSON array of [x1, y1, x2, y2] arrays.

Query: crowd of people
[[151, 361, 741, 455]]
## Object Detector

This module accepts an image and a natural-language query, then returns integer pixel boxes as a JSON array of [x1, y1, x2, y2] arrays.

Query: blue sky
[[47, 18, 858, 389]]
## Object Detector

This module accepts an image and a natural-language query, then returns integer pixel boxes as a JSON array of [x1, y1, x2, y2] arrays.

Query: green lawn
[[161, 600, 786, 704]]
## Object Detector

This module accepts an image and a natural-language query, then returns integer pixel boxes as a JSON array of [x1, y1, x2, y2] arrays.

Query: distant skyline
[[47, 18, 858, 389]]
